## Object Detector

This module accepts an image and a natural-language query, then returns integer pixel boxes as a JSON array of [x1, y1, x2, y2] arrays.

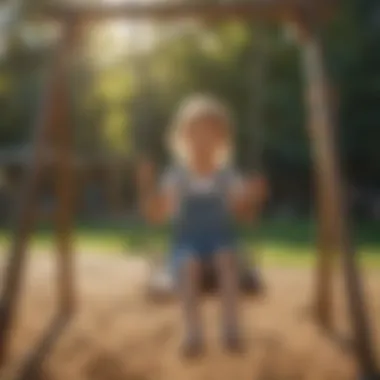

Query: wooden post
[[286, 14, 336, 329], [53, 20, 82, 315], [0, 19, 81, 366], [314, 199, 335, 327], [298, 17, 379, 380], [0, 43, 59, 369], [312, 82, 341, 327]]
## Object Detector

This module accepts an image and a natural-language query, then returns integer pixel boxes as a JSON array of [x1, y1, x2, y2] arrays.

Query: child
[[137, 95, 266, 357]]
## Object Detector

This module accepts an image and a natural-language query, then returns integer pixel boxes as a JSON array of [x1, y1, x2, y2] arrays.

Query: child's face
[[183, 115, 229, 167]]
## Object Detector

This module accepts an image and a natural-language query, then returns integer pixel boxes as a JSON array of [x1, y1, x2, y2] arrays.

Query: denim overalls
[[169, 167, 237, 274]]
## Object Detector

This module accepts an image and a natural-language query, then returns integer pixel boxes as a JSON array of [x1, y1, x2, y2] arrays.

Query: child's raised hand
[[136, 159, 173, 224], [245, 175, 268, 204], [230, 175, 268, 222]]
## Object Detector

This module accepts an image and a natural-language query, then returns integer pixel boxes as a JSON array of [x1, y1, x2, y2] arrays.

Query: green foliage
[[0, 0, 380, 201], [1, 220, 379, 267]]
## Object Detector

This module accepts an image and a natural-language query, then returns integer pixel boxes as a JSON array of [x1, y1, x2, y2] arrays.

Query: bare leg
[[214, 250, 242, 351], [178, 255, 203, 356]]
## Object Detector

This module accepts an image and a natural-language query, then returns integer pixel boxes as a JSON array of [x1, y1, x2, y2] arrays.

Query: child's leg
[[214, 250, 242, 348], [178, 255, 203, 355]]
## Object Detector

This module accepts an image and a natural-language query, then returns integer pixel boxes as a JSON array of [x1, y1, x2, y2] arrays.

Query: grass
[[0, 219, 379, 268]]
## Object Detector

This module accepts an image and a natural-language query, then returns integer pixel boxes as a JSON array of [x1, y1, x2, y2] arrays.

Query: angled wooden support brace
[[296, 14, 379, 380], [0, 18, 82, 367], [0, 59, 57, 369]]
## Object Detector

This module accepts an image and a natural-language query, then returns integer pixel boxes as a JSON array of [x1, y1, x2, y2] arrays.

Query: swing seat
[[145, 257, 265, 302]]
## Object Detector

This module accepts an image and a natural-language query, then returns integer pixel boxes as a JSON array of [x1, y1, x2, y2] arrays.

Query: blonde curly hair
[[168, 94, 234, 167]]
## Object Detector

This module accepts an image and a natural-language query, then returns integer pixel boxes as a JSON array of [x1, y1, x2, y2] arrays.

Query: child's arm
[[230, 173, 268, 223], [244, 175, 269, 220], [136, 160, 175, 224]]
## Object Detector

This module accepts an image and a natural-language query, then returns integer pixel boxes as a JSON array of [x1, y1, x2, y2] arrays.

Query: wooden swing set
[[0, 1, 378, 379]]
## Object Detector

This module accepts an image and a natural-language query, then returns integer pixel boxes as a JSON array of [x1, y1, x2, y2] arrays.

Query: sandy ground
[[0, 254, 379, 380]]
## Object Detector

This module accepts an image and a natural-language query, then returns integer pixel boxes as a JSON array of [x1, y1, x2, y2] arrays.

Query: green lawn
[[0, 220, 379, 268]]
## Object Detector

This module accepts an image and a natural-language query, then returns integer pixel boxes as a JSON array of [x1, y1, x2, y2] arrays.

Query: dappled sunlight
[[0, 0, 380, 379], [84, 20, 157, 66]]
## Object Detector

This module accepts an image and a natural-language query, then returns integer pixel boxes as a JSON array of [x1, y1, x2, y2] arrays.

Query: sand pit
[[1, 254, 379, 380]]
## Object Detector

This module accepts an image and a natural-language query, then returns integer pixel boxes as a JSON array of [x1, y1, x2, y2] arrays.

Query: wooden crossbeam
[[44, 0, 335, 22]]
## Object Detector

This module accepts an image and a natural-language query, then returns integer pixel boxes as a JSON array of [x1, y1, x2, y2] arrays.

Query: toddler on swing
[[138, 95, 266, 357]]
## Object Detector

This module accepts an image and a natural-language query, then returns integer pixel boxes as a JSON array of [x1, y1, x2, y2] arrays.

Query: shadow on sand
[[13, 313, 71, 380]]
